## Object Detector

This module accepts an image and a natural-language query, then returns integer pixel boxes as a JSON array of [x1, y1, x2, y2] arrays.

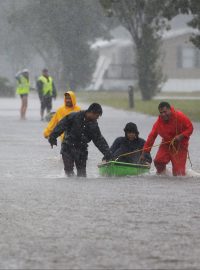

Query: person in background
[[110, 122, 152, 164], [15, 69, 30, 120], [140, 101, 193, 176], [48, 103, 112, 177], [36, 68, 57, 121], [43, 90, 81, 141]]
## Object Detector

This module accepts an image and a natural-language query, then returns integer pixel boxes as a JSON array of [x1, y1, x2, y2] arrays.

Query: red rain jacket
[[143, 107, 193, 152]]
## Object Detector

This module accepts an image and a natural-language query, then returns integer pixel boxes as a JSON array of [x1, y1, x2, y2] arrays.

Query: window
[[177, 46, 200, 68], [182, 47, 196, 68]]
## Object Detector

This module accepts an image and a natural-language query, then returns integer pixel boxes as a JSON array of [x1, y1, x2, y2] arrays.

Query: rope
[[116, 111, 192, 167], [115, 138, 193, 168], [187, 150, 193, 167], [115, 140, 172, 161], [168, 138, 179, 155]]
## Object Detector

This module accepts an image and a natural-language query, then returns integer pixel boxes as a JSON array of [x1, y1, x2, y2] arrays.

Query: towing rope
[[115, 140, 172, 161], [115, 139, 193, 167]]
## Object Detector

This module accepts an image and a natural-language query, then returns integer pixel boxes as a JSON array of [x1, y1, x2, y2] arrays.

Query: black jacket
[[110, 136, 152, 164], [49, 111, 111, 159]]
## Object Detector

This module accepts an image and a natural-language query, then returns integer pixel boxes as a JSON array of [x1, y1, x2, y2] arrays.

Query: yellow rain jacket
[[43, 91, 81, 140]]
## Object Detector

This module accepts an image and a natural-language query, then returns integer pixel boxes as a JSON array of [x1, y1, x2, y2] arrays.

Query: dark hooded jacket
[[49, 111, 111, 160], [110, 137, 152, 164]]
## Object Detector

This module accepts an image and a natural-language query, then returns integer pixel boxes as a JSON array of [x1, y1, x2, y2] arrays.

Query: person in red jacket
[[140, 101, 193, 176]]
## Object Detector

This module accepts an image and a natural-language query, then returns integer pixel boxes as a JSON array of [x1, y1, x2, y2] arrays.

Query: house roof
[[162, 27, 199, 40], [91, 28, 199, 50], [91, 38, 132, 50]]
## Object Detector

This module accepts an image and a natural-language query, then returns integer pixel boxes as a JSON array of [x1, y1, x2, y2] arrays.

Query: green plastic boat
[[98, 161, 150, 177]]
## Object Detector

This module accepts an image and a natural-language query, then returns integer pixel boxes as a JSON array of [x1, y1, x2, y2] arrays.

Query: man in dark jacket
[[48, 103, 112, 177], [110, 122, 152, 164]]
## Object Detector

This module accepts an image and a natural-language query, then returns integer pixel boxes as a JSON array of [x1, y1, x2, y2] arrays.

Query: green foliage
[[137, 24, 163, 100], [0, 77, 14, 97], [99, 0, 170, 100], [9, 0, 111, 90], [160, 0, 200, 50]]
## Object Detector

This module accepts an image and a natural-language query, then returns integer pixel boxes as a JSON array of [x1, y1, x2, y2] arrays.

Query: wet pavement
[[0, 93, 200, 269]]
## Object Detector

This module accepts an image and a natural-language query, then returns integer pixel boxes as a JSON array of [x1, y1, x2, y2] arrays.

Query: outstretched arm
[[91, 123, 112, 161], [139, 122, 158, 163]]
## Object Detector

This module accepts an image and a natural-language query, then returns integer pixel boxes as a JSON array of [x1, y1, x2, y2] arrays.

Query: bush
[[0, 77, 15, 97]]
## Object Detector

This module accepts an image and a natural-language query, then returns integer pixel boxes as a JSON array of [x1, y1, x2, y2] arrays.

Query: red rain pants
[[154, 144, 188, 176]]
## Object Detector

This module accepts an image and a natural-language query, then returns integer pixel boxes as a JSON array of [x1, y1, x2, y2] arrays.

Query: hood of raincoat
[[43, 90, 81, 140], [64, 90, 77, 108]]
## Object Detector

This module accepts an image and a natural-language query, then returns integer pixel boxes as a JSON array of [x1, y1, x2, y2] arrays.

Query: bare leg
[[21, 95, 28, 120]]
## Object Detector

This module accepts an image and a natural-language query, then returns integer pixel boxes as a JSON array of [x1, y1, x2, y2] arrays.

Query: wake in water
[[149, 166, 200, 178], [186, 168, 200, 177]]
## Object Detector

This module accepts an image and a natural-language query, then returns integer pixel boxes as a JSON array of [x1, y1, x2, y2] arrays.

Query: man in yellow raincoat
[[43, 90, 81, 141]]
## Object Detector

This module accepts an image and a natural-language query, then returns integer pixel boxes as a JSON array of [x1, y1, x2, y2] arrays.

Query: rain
[[0, 1, 200, 269]]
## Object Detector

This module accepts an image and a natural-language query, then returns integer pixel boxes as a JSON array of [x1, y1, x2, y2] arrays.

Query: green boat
[[98, 161, 150, 177]]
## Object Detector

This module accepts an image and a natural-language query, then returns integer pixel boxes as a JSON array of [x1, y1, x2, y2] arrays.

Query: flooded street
[[1, 94, 200, 269]]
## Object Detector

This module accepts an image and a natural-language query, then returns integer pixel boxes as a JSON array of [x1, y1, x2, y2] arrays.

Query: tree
[[0, 1, 36, 79], [100, 0, 175, 100], [176, 0, 200, 49], [9, 0, 111, 90], [157, 0, 200, 48], [0, 77, 14, 97]]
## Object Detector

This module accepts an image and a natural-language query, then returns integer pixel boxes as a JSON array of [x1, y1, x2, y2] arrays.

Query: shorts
[[41, 96, 52, 111], [20, 94, 28, 98]]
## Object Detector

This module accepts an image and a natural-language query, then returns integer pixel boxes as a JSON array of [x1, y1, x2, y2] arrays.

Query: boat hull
[[98, 161, 150, 177]]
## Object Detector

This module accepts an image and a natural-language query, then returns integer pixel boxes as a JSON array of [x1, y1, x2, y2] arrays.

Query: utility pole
[[128, 85, 134, 108]]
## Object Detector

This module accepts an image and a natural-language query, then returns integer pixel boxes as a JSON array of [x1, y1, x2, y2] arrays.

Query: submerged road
[[0, 93, 200, 269]]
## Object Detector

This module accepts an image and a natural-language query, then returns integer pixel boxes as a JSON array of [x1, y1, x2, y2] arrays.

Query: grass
[[157, 91, 200, 97], [76, 90, 200, 122]]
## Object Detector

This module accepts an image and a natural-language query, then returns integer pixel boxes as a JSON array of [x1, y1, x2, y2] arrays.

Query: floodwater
[[0, 93, 200, 269]]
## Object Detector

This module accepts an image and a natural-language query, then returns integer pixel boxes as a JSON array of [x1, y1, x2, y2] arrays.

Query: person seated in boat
[[110, 122, 152, 165]]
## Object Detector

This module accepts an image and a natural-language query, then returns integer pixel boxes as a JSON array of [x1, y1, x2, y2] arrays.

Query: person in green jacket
[[15, 69, 30, 120], [36, 68, 57, 121]]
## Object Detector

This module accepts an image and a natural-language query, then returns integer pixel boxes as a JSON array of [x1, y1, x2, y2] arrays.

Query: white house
[[89, 22, 200, 92]]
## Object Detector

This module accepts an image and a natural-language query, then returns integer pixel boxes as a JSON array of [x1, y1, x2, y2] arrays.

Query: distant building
[[89, 27, 200, 92], [162, 28, 200, 92], [89, 39, 137, 91]]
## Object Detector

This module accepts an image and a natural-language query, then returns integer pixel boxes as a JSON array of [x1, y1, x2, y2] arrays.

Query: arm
[[48, 113, 74, 147], [15, 74, 21, 83], [50, 113, 74, 139], [91, 123, 112, 160], [177, 112, 193, 140], [110, 137, 126, 160], [173, 112, 193, 143], [110, 137, 122, 154], [139, 122, 158, 163], [52, 81, 57, 98], [36, 80, 43, 100], [43, 111, 59, 138], [143, 121, 159, 153], [139, 139, 152, 164]]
